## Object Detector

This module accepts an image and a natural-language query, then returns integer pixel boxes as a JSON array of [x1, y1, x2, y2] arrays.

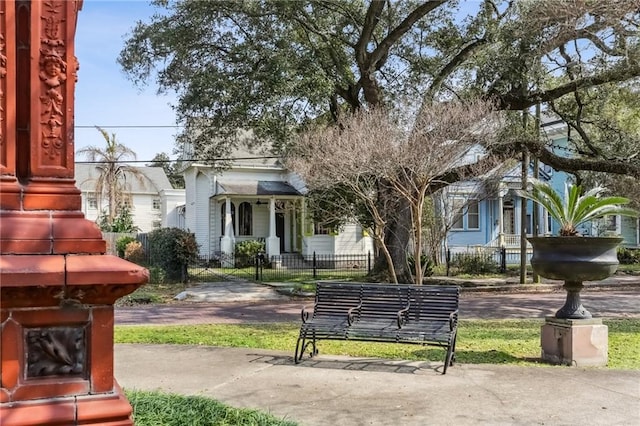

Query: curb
[[262, 277, 640, 297]]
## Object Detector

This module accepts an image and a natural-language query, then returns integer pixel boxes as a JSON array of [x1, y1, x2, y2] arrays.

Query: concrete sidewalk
[[115, 344, 640, 426]]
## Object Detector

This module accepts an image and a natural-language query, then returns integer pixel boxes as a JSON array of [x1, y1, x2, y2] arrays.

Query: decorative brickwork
[[0, 1, 147, 424]]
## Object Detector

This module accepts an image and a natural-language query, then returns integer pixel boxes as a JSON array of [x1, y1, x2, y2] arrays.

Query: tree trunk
[[372, 198, 412, 283]]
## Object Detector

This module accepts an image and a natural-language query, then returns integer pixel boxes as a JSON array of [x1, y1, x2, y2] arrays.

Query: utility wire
[[75, 125, 183, 129], [75, 156, 281, 164]]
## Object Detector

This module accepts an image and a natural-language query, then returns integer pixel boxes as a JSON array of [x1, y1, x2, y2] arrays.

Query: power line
[[75, 125, 183, 129], [75, 156, 281, 164]]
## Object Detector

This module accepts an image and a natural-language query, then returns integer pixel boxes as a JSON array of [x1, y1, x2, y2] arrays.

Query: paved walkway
[[116, 345, 640, 426], [114, 278, 640, 425]]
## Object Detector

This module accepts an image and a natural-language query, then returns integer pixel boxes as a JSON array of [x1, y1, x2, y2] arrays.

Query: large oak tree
[[119, 0, 640, 280]]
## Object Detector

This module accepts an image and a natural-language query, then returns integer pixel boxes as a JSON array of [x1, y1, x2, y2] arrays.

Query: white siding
[[130, 193, 161, 232], [194, 172, 211, 257], [161, 189, 186, 229]]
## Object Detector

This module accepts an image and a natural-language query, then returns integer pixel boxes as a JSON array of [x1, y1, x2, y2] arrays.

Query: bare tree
[[288, 100, 500, 284]]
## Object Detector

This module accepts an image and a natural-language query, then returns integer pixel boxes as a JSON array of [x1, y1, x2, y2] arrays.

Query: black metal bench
[[294, 282, 459, 374]]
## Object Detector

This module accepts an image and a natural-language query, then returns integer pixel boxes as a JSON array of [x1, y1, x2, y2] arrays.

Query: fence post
[[367, 251, 371, 274], [500, 247, 507, 273], [313, 252, 317, 279], [255, 253, 260, 281], [255, 252, 265, 281], [446, 249, 451, 277]]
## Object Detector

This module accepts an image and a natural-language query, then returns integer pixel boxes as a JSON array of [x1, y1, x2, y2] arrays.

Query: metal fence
[[188, 252, 372, 282], [445, 248, 533, 276]]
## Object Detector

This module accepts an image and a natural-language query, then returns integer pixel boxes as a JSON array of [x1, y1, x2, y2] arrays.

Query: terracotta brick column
[[1, 1, 147, 424]]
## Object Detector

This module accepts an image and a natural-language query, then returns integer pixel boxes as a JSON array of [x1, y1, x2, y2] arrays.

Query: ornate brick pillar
[[0, 1, 147, 424]]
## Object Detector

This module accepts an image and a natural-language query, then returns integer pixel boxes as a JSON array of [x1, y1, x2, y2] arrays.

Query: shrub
[[618, 247, 640, 265], [407, 255, 434, 282], [234, 240, 265, 268], [147, 228, 199, 282], [450, 252, 498, 275], [124, 241, 146, 264], [116, 235, 137, 258], [147, 266, 166, 284]]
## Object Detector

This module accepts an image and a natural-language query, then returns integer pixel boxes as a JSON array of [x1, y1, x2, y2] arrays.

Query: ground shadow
[[248, 353, 444, 374]]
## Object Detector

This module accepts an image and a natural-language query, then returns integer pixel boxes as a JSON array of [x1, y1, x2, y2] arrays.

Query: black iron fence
[[188, 252, 372, 282], [445, 247, 533, 276]]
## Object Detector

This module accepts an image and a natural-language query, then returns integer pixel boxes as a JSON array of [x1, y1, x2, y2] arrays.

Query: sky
[[75, 0, 178, 164]]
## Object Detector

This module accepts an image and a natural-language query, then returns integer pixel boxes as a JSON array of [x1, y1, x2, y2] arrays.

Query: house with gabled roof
[[182, 143, 373, 260], [445, 116, 639, 259], [75, 163, 185, 233]]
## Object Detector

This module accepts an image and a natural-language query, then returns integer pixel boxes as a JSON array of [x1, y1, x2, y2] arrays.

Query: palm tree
[[77, 126, 147, 229]]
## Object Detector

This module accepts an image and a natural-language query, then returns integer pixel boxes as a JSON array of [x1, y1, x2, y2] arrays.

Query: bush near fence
[[618, 247, 640, 264], [447, 250, 499, 276]]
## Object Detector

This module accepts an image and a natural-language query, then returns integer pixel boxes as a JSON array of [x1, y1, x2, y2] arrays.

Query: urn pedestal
[[540, 317, 608, 367], [528, 236, 621, 367]]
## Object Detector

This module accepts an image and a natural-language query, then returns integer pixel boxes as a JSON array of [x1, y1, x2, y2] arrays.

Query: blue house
[[445, 117, 639, 261]]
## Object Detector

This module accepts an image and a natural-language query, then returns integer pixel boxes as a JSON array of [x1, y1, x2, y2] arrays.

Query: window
[[451, 199, 464, 230], [220, 202, 236, 235], [152, 199, 161, 210], [88, 196, 98, 209], [467, 201, 479, 229], [238, 202, 252, 235], [605, 215, 617, 231], [451, 198, 479, 231]]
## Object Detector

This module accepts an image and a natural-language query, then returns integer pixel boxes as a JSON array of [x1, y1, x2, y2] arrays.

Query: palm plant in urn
[[516, 180, 638, 319]]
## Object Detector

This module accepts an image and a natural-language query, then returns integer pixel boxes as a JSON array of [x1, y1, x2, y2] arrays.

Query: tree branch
[[368, 0, 448, 70], [355, 0, 386, 66], [496, 61, 640, 110], [424, 37, 489, 101]]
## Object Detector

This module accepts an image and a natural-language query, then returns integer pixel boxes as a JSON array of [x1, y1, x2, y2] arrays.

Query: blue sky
[[75, 0, 178, 163]]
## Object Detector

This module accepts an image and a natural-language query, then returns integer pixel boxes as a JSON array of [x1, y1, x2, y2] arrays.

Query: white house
[[75, 164, 185, 233], [182, 146, 374, 259]]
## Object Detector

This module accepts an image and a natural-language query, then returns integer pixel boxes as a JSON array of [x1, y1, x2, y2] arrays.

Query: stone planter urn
[[527, 236, 622, 319]]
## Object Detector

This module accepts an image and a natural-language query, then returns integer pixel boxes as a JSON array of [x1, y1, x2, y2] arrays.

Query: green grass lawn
[[126, 390, 297, 426], [115, 318, 640, 369]]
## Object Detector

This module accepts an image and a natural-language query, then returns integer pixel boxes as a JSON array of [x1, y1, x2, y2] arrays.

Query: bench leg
[[294, 335, 308, 363], [450, 332, 458, 365], [294, 335, 318, 363], [442, 330, 457, 375]]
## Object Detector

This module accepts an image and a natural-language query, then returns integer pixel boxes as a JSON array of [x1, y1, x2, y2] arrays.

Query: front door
[[504, 207, 515, 234], [276, 212, 285, 252]]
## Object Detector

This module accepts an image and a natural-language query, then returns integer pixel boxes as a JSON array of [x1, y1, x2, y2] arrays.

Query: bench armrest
[[449, 309, 459, 331], [301, 305, 312, 323], [347, 303, 363, 326], [397, 303, 410, 328]]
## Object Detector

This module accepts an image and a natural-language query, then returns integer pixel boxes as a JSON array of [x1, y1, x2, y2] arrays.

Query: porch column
[[292, 200, 298, 252], [220, 197, 234, 261], [498, 194, 505, 247], [301, 198, 310, 256], [266, 197, 280, 257]]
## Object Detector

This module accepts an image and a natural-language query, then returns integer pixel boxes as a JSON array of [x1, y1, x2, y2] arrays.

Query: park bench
[[294, 282, 459, 374]]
